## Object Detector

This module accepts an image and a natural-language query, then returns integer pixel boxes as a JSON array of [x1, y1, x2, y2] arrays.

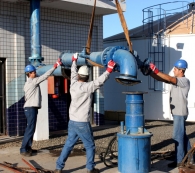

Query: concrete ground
[[0, 146, 179, 173], [2, 121, 193, 173]]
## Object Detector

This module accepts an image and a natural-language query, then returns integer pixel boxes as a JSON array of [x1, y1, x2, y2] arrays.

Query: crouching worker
[[54, 53, 116, 173], [20, 58, 62, 157]]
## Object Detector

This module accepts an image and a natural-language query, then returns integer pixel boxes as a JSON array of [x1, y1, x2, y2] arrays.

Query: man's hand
[[107, 60, 116, 73], [150, 63, 159, 74], [53, 58, 62, 69], [72, 53, 79, 62]]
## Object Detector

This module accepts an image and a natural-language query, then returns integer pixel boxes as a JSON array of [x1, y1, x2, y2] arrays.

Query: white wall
[[33, 80, 49, 141], [104, 35, 195, 121], [169, 35, 195, 121]]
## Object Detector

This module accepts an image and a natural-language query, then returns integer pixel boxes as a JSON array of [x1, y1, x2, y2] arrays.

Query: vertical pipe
[[125, 93, 144, 134], [29, 0, 43, 67]]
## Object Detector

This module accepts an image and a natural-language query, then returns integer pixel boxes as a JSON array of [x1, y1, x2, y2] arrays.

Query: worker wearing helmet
[[20, 58, 62, 157], [149, 59, 191, 168], [54, 53, 116, 173]]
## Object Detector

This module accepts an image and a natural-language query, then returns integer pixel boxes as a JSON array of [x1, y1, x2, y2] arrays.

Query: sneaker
[[87, 168, 100, 173], [54, 169, 62, 173], [20, 151, 32, 157], [167, 161, 181, 168]]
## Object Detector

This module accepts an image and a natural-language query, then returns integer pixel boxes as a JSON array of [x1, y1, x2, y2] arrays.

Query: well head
[[115, 75, 141, 86]]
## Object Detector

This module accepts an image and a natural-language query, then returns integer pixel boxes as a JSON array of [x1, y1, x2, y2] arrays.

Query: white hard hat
[[78, 66, 89, 76]]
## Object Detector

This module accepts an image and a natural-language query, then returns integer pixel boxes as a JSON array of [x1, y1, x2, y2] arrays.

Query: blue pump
[[118, 92, 152, 173]]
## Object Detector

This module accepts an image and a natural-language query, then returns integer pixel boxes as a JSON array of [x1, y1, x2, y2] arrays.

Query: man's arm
[[82, 60, 116, 93], [35, 58, 62, 84], [35, 67, 56, 85], [150, 63, 177, 85], [71, 61, 78, 81], [83, 71, 110, 93], [150, 72, 165, 82], [70, 53, 78, 84]]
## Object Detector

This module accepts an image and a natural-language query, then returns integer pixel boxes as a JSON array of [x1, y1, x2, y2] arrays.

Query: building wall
[[104, 40, 127, 49], [1, 1, 104, 136], [103, 35, 195, 121], [167, 34, 195, 121]]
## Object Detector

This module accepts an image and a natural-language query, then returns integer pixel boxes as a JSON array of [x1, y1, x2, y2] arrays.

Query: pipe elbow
[[102, 46, 141, 86], [114, 49, 141, 86]]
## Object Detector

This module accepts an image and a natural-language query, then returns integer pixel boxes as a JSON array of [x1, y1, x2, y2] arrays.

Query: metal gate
[[0, 58, 5, 134]]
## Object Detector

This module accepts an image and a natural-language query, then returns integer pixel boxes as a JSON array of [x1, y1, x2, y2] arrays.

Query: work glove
[[150, 63, 159, 74], [107, 60, 116, 73], [53, 58, 62, 69], [133, 50, 138, 57], [72, 52, 79, 62]]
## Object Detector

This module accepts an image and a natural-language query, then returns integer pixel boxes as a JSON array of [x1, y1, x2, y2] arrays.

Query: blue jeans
[[20, 107, 38, 153], [172, 115, 191, 163], [56, 120, 96, 171]]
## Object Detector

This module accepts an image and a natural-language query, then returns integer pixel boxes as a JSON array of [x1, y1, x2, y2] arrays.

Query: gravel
[[0, 120, 195, 155]]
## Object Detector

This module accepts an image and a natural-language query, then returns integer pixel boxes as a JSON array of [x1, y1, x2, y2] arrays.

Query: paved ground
[[0, 146, 179, 173], [1, 121, 195, 173]]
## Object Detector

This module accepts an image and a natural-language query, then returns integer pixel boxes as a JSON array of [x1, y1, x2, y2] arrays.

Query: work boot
[[167, 161, 181, 168], [28, 147, 38, 153], [87, 168, 100, 173], [20, 151, 32, 157], [54, 169, 62, 173]]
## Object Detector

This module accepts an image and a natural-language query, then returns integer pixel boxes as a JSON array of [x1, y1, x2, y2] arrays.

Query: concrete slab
[[150, 160, 178, 173], [0, 146, 179, 173]]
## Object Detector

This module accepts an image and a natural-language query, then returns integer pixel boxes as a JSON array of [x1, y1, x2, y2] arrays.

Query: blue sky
[[103, 0, 192, 38]]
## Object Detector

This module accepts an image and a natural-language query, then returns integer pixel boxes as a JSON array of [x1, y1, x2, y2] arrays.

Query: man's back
[[170, 76, 190, 116], [69, 61, 111, 122], [69, 81, 93, 122]]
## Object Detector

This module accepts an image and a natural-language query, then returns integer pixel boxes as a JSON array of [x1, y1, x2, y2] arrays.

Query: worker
[[20, 58, 62, 157], [148, 59, 191, 168], [54, 53, 116, 173]]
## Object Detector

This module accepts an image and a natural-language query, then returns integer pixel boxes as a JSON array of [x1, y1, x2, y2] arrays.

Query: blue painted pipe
[[37, 46, 141, 85], [125, 93, 144, 134], [29, 0, 43, 67], [112, 49, 140, 85], [36, 65, 66, 77], [117, 92, 152, 173]]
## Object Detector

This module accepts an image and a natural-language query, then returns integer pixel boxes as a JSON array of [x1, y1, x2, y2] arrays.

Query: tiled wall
[[48, 94, 69, 132], [0, 1, 104, 136], [6, 97, 25, 136]]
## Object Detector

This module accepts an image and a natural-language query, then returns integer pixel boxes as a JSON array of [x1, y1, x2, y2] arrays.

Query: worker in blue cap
[[149, 59, 192, 168], [20, 58, 62, 157]]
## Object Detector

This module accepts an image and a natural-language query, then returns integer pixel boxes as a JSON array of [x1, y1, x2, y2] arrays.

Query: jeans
[[56, 120, 96, 171], [20, 107, 38, 153], [172, 115, 191, 163]]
